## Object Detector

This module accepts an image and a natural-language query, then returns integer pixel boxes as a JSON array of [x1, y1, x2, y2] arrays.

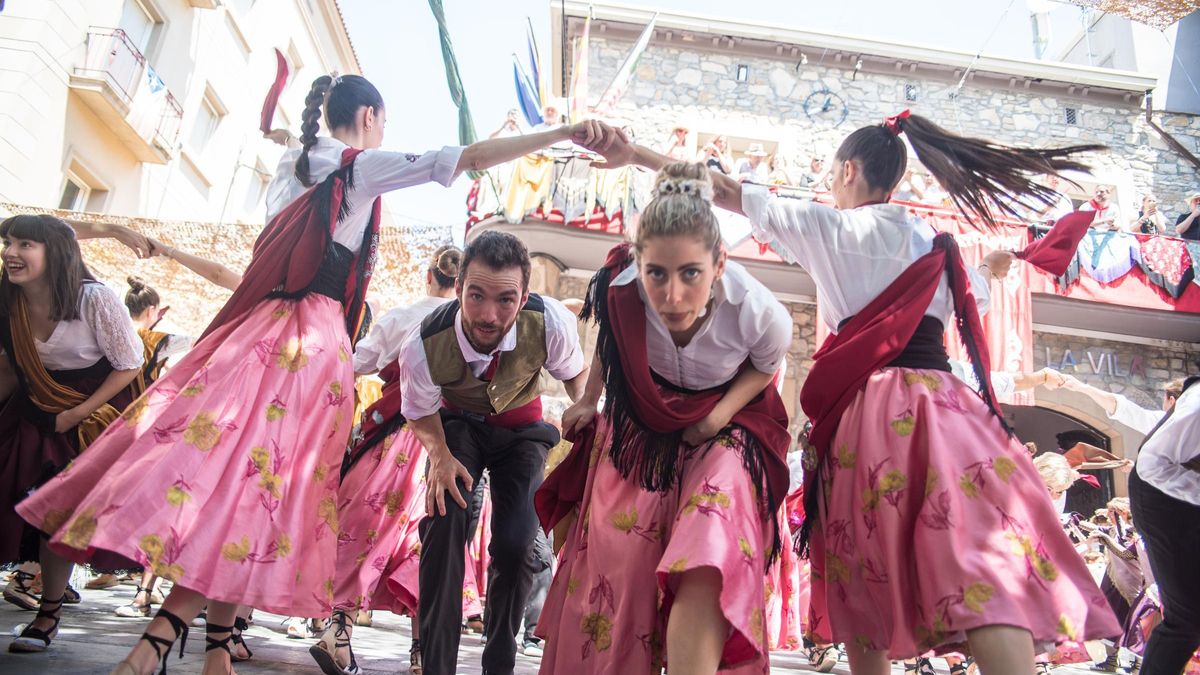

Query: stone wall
[[585, 35, 1200, 214], [1033, 332, 1200, 407]]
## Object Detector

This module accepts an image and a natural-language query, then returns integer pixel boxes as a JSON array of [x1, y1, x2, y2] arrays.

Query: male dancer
[[397, 230, 586, 674]]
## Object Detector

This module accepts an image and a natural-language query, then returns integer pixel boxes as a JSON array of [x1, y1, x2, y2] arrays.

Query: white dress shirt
[[1135, 382, 1200, 506], [266, 137, 463, 249], [397, 296, 584, 420], [353, 296, 454, 376], [611, 259, 792, 391], [1108, 394, 1164, 436], [741, 186, 991, 334], [3, 284, 144, 372]]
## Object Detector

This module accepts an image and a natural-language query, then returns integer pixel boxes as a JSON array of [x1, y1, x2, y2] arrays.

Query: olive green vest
[[420, 294, 547, 415]]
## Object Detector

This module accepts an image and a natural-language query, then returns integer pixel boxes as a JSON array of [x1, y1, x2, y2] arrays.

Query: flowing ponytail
[[837, 112, 1107, 229], [293, 74, 385, 188], [295, 75, 333, 187]]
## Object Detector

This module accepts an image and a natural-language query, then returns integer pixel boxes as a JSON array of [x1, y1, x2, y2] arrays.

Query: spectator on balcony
[[699, 135, 733, 174], [1080, 185, 1121, 231], [1174, 193, 1200, 241], [798, 156, 831, 191], [891, 168, 928, 202], [488, 109, 523, 140], [767, 153, 795, 186], [1033, 174, 1076, 224], [1131, 194, 1166, 235], [661, 125, 691, 162], [734, 142, 770, 183]]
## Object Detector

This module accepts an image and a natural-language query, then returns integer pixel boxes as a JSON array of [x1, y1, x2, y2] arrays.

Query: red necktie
[[481, 352, 501, 381]]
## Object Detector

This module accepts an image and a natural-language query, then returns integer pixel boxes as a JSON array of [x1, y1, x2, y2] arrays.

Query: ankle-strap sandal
[[231, 616, 253, 661], [309, 610, 361, 675], [8, 595, 64, 653], [3, 570, 40, 611], [134, 608, 189, 674]]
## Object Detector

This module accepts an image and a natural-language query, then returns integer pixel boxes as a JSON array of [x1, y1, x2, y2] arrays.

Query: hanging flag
[[525, 17, 546, 109], [594, 13, 658, 116], [568, 10, 591, 123], [514, 55, 544, 127], [259, 48, 290, 134], [428, 0, 480, 177]]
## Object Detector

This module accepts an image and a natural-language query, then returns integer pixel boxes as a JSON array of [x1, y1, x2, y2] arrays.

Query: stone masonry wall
[[1033, 332, 1200, 408], [584, 35, 1200, 214]]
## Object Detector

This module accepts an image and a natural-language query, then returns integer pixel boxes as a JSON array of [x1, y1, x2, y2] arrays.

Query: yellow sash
[[10, 294, 120, 449]]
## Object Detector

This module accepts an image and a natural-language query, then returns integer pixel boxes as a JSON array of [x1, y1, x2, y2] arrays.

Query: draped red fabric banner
[[259, 48, 290, 135]]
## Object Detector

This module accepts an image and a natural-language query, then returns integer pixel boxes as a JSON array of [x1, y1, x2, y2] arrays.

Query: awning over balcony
[[68, 28, 183, 164]]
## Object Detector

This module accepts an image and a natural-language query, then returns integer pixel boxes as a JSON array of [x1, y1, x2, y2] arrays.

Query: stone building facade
[[578, 14, 1199, 217]]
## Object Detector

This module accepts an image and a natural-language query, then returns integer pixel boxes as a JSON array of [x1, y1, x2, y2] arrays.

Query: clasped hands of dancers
[[3, 70, 1128, 675]]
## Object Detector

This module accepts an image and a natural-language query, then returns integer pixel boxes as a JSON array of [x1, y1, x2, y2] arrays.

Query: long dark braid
[[294, 74, 386, 188], [295, 75, 333, 187]]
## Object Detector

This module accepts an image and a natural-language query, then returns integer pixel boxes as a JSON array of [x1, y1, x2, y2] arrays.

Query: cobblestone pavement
[[0, 582, 1108, 674]]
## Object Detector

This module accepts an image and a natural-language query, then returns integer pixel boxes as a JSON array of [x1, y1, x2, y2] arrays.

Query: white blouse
[[266, 137, 464, 250], [742, 186, 991, 334], [11, 284, 145, 372], [353, 295, 454, 376], [1136, 383, 1200, 506], [612, 259, 792, 391]]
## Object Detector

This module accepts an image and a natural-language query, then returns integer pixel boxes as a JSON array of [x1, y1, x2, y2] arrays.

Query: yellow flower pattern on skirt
[[16, 296, 357, 617], [806, 367, 1120, 655]]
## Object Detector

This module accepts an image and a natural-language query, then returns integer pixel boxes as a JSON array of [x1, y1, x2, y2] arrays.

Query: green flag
[[428, 0, 480, 178]]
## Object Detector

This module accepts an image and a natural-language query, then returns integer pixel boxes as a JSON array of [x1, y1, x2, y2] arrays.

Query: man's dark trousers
[[418, 409, 559, 675], [1129, 467, 1200, 675]]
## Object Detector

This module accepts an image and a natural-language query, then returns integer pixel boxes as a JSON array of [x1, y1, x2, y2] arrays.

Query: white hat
[[746, 142, 768, 157]]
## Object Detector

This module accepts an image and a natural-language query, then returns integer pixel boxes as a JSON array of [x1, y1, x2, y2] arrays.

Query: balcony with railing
[[69, 28, 183, 164], [466, 154, 1200, 343]]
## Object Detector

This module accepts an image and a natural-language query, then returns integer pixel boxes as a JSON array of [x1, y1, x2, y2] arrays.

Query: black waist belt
[[838, 314, 952, 373], [267, 242, 353, 304]]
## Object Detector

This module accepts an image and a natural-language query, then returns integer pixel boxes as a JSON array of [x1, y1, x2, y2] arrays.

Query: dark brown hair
[[429, 244, 463, 290], [459, 231, 531, 290], [295, 74, 385, 187], [124, 275, 160, 318], [0, 214, 95, 321], [838, 114, 1106, 228]]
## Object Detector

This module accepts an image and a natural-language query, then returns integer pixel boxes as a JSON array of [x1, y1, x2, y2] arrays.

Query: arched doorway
[[1002, 404, 1117, 517]]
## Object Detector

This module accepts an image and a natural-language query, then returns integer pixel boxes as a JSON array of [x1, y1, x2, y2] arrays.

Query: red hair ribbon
[[883, 109, 911, 135]]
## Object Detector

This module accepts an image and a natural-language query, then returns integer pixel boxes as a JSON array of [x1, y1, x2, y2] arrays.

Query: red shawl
[[1015, 209, 1096, 276], [200, 148, 380, 342], [536, 243, 791, 537]]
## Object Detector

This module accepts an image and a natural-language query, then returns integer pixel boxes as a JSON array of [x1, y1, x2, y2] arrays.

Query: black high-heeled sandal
[[205, 623, 237, 674], [309, 610, 361, 675], [231, 616, 253, 662], [111, 608, 189, 674], [8, 595, 64, 653], [63, 584, 82, 604], [3, 570, 39, 611]]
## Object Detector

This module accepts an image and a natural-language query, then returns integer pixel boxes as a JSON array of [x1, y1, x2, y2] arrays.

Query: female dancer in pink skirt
[[590, 113, 1120, 673], [14, 72, 618, 675], [311, 245, 462, 675], [536, 162, 794, 674], [2, 215, 145, 652]]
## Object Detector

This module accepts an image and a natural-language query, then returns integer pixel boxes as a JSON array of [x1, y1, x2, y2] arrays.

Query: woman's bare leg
[[666, 567, 727, 675]]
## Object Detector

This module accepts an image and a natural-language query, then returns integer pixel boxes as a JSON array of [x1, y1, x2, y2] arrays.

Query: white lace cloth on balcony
[[0, 283, 145, 372]]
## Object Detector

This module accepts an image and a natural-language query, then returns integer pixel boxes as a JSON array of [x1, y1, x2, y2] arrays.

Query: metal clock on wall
[[803, 85, 849, 128]]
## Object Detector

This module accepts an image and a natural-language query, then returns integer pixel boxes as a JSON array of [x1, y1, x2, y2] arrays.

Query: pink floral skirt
[[808, 367, 1121, 658], [17, 296, 354, 616], [766, 510, 804, 651], [333, 425, 483, 618], [537, 411, 773, 674]]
